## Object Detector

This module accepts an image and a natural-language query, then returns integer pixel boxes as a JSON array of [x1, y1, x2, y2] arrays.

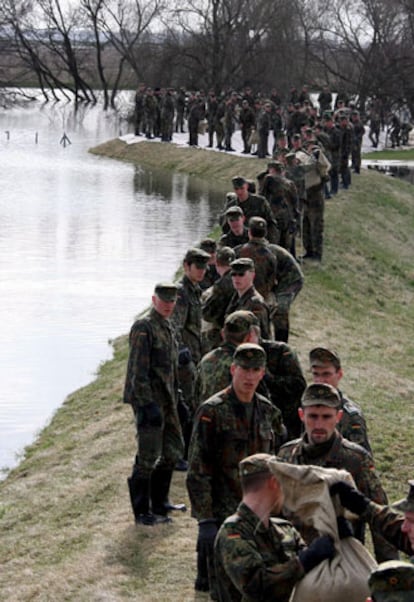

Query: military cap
[[154, 282, 178, 302], [230, 257, 255, 274], [248, 216, 267, 231], [239, 453, 274, 478], [184, 247, 210, 266], [309, 346, 341, 370], [368, 560, 414, 601], [301, 383, 341, 408], [233, 342, 266, 369], [224, 310, 259, 334], [392, 480, 414, 513], [275, 130, 286, 140], [285, 152, 297, 162], [267, 160, 283, 171], [351, 109, 360, 116], [323, 111, 333, 120], [225, 205, 244, 221], [232, 176, 247, 188], [292, 133, 302, 141], [199, 238, 217, 254], [216, 246, 235, 266]]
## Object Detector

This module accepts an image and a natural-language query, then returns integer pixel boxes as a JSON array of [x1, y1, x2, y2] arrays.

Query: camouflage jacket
[[260, 339, 306, 439], [363, 501, 413, 558], [225, 287, 270, 340], [187, 386, 283, 525], [338, 390, 372, 454], [123, 307, 178, 410], [194, 342, 235, 410], [277, 431, 398, 562], [171, 275, 203, 364], [268, 243, 304, 296], [220, 193, 279, 244], [235, 239, 278, 298], [201, 271, 234, 329], [215, 502, 305, 602], [219, 228, 249, 249]]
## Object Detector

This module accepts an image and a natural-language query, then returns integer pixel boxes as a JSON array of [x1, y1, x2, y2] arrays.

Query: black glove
[[337, 515, 354, 539], [178, 347, 192, 366], [298, 535, 335, 573], [136, 401, 162, 428], [330, 481, 370, 515], [195, 520, 218, 592]]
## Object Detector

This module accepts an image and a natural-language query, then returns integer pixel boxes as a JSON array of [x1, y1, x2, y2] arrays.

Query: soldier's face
[[228, 216, 245, 235], [185, 262, 207, 283], [299, 406, 343, 444], [152, 295, 176, 318], [401, 511, 414, 548], [231, 270, 255, 294], [311, 363, 343, 388], [230, 363, 265, 401], [234, 184, 249, 200]]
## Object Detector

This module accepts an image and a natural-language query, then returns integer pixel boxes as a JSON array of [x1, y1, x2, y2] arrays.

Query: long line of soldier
[[122, 136, 414, 600]]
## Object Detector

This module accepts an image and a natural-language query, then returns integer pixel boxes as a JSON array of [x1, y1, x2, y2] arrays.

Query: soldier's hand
[[178, 346, 192, 366], [330, 481, 370, 515], [298, 535, 335, 573], [137, 401, 162, 428], [337, 515, 354, 539]]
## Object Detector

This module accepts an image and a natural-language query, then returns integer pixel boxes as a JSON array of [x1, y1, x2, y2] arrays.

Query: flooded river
[[0, 93, 222, 475]]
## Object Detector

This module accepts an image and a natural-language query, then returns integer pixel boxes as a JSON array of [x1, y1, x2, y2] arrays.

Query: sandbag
[[267, 461, 377, 602]]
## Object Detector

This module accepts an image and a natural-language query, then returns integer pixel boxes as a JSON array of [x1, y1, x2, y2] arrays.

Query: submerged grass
[[1, 139, 414, 600]]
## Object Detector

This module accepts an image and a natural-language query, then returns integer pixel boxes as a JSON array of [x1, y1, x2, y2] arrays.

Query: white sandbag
[[266, 461, 377, 602]]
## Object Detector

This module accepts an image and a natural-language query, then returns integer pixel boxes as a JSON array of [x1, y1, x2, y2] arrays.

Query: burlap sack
[[267, 461, 377, 602]]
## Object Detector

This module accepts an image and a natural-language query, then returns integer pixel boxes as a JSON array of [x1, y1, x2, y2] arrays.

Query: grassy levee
[[1, 139, 414, 601]]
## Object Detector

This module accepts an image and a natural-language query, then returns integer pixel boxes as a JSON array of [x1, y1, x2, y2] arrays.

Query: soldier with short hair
[[123, 283, 186, 525], [214, 453, 335, 602], [219, 206, 249, 249], [278, 383, 399, 563], [187, 343, 285, 597]]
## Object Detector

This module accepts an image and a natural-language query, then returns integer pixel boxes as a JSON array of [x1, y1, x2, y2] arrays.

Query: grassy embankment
[[1, 140, 414, 601]]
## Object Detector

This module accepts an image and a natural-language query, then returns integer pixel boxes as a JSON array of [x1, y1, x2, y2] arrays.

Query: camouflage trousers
[[303, 187, 324, 259], [133, 403, 184, 478]]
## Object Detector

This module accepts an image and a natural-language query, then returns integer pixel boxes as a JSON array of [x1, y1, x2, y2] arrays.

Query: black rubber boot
[[151, 468, 187, 515], [127, 474, 153, 524]]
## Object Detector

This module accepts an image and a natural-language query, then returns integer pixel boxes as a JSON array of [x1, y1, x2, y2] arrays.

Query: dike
[[1, 139, 414, 600]]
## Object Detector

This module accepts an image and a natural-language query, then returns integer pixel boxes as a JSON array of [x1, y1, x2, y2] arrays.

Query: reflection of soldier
[[187, 343, 285, 597], [278, 383, 399, 563], [123, 283, 185, 525]]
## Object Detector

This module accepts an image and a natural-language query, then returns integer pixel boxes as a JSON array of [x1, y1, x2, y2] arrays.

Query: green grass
[[363, 148, 414, 160], [1, 140, 414, 600]]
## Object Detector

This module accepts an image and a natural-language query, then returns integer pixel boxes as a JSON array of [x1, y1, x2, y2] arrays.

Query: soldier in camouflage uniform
[[123, 283, 185, 525], [220, 176, 279, 244], [199, 238, 220, 291], [338, 112, 353, 189], [187, 344, 285, 597], [201, 246, 235, 354], [143, 87, 157, 139], [215, 453, 335, 602], [331, 478, 414, 558], [277, 383, 399, 563], [350, 110, 365, 174], [171, 247, 210, 464], [219, 206, 249, 249], [225, 257, 270, 340], [309, 346, 372, 453]]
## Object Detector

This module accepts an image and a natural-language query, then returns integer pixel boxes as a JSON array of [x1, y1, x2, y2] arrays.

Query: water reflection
[[0, 94, 223, 475]]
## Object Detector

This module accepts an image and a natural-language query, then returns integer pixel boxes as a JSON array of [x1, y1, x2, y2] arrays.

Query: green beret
[[369, 560, 414, 600], [301, 383, 341, 408], [309, 346, 341, 370], [154, 283, 178, 302], [233, 343, 266, 369], [230, 257, 255, 274], [184, 247, 210, 266]]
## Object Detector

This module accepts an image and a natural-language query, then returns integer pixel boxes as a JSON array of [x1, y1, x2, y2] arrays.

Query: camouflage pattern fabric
[[302, 184, 324, 259], [235, 238, 278, 298], [277, 431, 399, 562], [219, 228, 249, 249], [187, 386, 284, 526], [201, 270, 234, 353], [363, 502, 413, 558], [225, 287, 270, 340], [215, 502, 306, 601], [194, 342, 235, 410], [338, 392, 372, 454], [220, 193, 280, 244], [123, 307, 183, 475], [171, 274, 203, 364]]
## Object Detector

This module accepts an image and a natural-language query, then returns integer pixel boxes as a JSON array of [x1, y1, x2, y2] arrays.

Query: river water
[[0, 92, 222, 475]]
